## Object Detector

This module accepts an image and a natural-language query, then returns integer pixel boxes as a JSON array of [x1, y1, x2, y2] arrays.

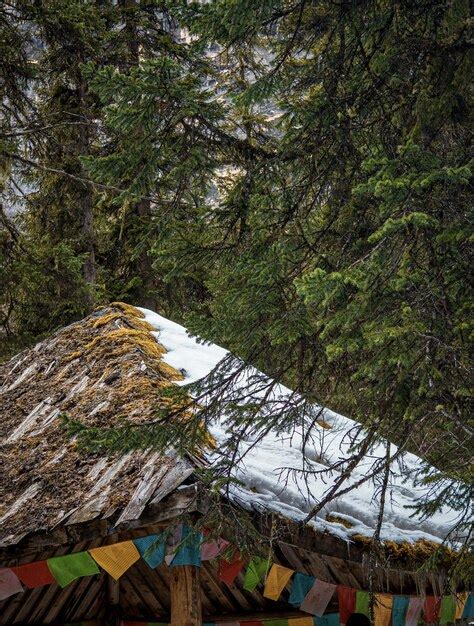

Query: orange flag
[[263, 563, 294, 601], [455, 592, 468, 620], [288, 618, 314, 626], [89, 541, 140, 580], [374, 593, 393, 626]]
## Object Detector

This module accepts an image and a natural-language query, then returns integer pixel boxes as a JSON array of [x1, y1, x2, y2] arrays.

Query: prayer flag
[[263, 563, 294, 601], [243, 556, 271, 592], [287, 618, 314, 626], [356, 590, 370, 617], [454, 592, 468, 620], [462, 594, 474, 618], [424, 596, 441, 623], [374, 593, 393, 626], [315, 614, 340, 626], [288, 572, 315, 606], [47, 552, 99, 588], [337, 586, 356, 625], [164, 524, 184, 565], [264, 620, 288, 626], [169, 527, 202, 567], [0, 568, 23, 600], [239, 622, 263, 626], [218, 551, 245, 585], [392, 596, 409, 626], [12, 560, 55, 588], [89, 541, 140, 580], [216, 623, 239, 626], [201, 537, 230, 561], [439, 596, 456, 625], [133, 534, 165, 569], [405, 597, 423, 626], [301, 579, 337, 616]]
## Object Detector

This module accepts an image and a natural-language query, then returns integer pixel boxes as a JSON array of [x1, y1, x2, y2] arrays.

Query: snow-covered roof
[[0, 303, 458, 554], [139, 308, 458, 546]]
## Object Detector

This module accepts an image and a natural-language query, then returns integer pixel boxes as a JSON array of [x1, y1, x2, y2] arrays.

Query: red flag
[[240, 622, 264, 626], [12, 560, 55, 588], [218, 551, 245, 585], [424, 596, 441, 623], [338, 585, 356, 625]]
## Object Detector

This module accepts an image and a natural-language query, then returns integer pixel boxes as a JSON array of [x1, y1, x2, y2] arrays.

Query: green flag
[[356, 590, 370, 617], [47, 552, 99, 588], [243, 556, 271, 592], [440, 596, 456, 624]]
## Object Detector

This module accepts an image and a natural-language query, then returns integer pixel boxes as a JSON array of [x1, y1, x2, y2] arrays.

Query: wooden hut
[[0, 304, 469, 625]]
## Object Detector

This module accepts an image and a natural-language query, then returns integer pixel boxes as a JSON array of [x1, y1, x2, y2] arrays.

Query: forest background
[[1, 0, 472, 581]]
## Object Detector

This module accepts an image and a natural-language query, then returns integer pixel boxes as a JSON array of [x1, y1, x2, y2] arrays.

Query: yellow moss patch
[[86, 328, 164, 359], [110, 301, 145, 319], [326, 514, 353, 528], [352, 535, 456, 566], [92, 311, 155, 333]]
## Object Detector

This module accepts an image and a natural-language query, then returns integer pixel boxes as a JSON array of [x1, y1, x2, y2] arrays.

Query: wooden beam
[[170, 565, 202, 626]]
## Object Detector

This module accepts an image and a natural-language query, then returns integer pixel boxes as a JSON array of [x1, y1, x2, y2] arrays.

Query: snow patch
[[138, 307, 459, 545]]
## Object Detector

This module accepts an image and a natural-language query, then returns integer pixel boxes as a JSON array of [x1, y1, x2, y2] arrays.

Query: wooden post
[[104, 576, 120, 626], [170, 565, 202, 626]]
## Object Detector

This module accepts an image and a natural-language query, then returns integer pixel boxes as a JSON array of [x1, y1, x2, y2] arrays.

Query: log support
[[170, 565, 202, 626]]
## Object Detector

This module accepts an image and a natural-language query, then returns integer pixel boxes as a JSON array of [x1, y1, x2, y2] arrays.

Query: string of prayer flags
[[89, 541, 140, 580], [454, 592, 468, 620], [439, 595, 456, 624], [300, 579, 336, 616], [47, 551, 99, 588], [288, 572, 315, 606], [218, 550, 245, 585], [169, 527, 202, 568], [133, 534, 165, 569], [243, 556, 271, 592], [355, 590, 370, 617], [0, 568, 23, 600], [374, 593, 393, 626], [462, 593, 474, 618], [315, 613, 340, 626], [392, 595, 410, 626], [263, 563, 294, 601], [12, 560, 55, 588], [424, 595, 440, 623], [262, 620, 288, 626], [337, 586, 356, 625], [405, 597, 423, 626]]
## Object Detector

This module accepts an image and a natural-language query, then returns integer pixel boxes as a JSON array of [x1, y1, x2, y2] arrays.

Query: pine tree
[[80, 0, 473, 572]]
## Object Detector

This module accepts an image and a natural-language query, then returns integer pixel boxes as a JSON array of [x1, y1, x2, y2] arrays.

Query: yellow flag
[[289, 618, 314, 626], [89, 541, 140, 580], [455, 592, 468, 620], [374, 593, 393, 626], [263, 563, 294, 601]]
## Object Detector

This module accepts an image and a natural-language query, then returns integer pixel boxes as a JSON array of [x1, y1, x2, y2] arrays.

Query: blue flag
[[133, 534, 166, 569], [392, 596, 410, 626], [288, 571, 315, 606], [463, 594, 474, 618], [169, 526, 202, 568], [315, 613, 340, 626]]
